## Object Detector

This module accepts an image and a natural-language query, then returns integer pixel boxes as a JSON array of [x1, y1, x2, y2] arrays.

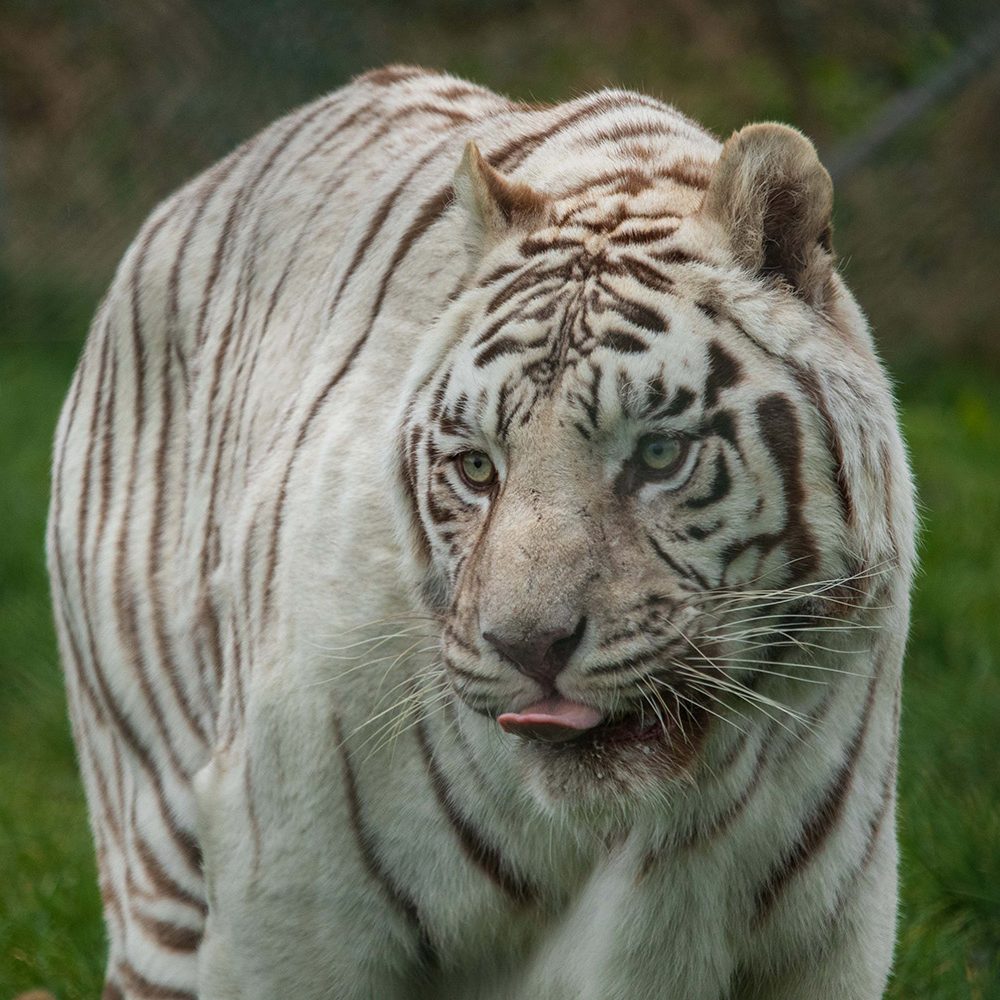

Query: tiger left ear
[[701, 123, 834, 307], [453, 141, 552, 256]]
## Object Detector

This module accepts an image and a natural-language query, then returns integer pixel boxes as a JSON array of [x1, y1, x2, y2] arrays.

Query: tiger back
[[48, 65, 915, 999]]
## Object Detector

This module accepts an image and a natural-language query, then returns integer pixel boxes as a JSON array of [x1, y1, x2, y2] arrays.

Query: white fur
[[48, 68, 915, 999]]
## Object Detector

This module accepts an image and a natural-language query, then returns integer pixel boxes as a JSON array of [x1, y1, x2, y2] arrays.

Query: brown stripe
[[148, 341, 210, 746], [753, 670, 879, 923], [683, 450, 731, 510], [576, 120, 689, 150], [612, 223, 681, 245], [134, 834, 208, 916], [130, 908, 203, 953], [102, 980, 125, 1000], [193, 98, 338, 350], [614, 254, 677, 296], [332, 715, 437, 967], [168, 144, 254, 327], [682, 730, 773, 852], [370, 185, 454, 322], [357, 64, 434, 87], [228, 157, 347, 412], [75, 322, 111, 608], [94, 340, 119, 556], [223, 104, 409, 488], [791, 367, 855, 526], [85, 735, 125, 848], [703, 341, 743, 409], [484, 259, 557, 317], [400, 424, 433, 568], [414, 714, 536, 906], [118, 960, 197, 1000], [113, 212, 191, 784], [325, 135, 455, 322], [262, 183, 455, 614], [753, 393, 819, 581], [494, 95, 670, 172], [442, 697, 494, 794], [58, 308, 205, 884]]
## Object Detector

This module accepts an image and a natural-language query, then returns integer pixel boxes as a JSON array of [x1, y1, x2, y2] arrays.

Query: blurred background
[[1, 1, 998, 997]]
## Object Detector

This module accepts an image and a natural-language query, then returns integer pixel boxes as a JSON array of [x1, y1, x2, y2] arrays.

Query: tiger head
[[397, 125, 900, 807]]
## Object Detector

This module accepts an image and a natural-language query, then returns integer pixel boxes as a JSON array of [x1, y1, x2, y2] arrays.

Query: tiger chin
[[49, 65, 914, 1000]]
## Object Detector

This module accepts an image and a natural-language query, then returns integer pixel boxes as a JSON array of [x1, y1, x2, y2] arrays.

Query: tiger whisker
[[709, 629, 870, 656], [307, 623, 435, 655], [690, 673, 813, 727], [639, 681, 671, 744], [688, 654, 868, 678], [372, 641, 441, 704], [362, 684, 455, 765], [349, 675, 451, 757], [344, 665, 447, 742], [699, 562, 893, 610], [302, 639, 438, 688], [681, 675, 806, 743], [710, 663, 828, 686], [649, 676, 749, 738], [703, 636, 867, 658], [674, 661, 812, 727], [702, 611, 880, 632], [690, 678, 814, 743]]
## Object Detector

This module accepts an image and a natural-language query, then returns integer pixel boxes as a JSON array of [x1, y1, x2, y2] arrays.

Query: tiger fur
[[48, 65, 916, 999]]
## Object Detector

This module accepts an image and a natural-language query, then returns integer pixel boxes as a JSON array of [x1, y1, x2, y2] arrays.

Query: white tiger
[[48, 65, 915, 999]]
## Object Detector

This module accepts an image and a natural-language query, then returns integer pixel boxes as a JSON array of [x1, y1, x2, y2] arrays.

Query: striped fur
[[48, 66, 915, 999]]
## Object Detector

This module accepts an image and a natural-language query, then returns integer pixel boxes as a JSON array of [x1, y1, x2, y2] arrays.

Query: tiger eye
[[638, 434, 685, 473], [459, 451, 496, 488]]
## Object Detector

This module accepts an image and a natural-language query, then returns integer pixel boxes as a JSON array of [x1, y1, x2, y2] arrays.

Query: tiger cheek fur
[[50, 66, 914, 1000]]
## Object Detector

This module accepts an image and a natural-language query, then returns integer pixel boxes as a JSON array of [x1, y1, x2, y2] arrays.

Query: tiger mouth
[[497, 696, 709, 751]]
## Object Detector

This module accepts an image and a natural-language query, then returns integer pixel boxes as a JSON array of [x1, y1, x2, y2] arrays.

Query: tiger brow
[[438, 393, 476, 437], [621, 372, 698, 422]]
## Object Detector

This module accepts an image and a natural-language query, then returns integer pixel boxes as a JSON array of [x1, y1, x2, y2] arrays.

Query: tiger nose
[[482, 617, 587, 687]]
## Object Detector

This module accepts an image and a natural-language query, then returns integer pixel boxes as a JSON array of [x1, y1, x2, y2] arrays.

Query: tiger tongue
[[497, 698, 604, 743]]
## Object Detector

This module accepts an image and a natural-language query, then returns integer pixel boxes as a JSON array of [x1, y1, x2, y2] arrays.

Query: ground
[[1, 340, 998, 999]]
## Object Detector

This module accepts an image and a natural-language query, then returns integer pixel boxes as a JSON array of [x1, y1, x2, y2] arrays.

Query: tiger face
[[399, 127, 856, 802]]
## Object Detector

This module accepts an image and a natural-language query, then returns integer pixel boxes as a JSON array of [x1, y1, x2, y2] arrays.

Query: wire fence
[[2, 0, 999, 363]]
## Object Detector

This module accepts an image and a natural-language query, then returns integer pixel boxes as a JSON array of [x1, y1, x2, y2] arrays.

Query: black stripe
[[333, 716, 437, 968], [703, 341, 743, 409], [414, 715, 537, 906], [647, 533, 710, 590], [117, 960, 197, 1000], [602, 329, 649, 354], [683, 451, 731, 510], [753, 670, 879, 923], [755, 394, 818, 580]]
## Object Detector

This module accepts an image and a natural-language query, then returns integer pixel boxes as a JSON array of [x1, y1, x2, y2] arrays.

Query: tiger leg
[[509, 835, 735, 1000], [738, 836, 897, 1000], [194, 688, 427, 1000], [61, 656, 206, 1000]]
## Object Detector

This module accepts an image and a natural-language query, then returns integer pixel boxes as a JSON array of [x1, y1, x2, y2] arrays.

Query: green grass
[[1, 339, 998, 998], [0, 339, 105, 998]]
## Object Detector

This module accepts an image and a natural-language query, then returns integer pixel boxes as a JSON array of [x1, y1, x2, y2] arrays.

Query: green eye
[[459, 451, 497, 488], [637, 434, 686, 474]]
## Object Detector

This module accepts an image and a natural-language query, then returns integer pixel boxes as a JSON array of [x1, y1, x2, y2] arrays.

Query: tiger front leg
[[193, 691, 427, 1000], [509, 834, 737, 1000], [735, 836, 898, 1000]]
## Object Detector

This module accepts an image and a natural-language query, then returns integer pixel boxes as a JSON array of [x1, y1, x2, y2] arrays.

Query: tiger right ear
[[453, 141, 551, 256]]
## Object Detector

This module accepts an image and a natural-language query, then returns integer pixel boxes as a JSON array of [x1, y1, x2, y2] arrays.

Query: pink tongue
[[497, 698, 604, 743]]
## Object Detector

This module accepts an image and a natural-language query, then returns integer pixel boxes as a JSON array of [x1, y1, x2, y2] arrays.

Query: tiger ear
[[453, 141, 551, 255], [701, 123, 834, 307]]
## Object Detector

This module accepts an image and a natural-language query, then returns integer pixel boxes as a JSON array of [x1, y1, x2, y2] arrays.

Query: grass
[[1, 338, 998, 998]]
